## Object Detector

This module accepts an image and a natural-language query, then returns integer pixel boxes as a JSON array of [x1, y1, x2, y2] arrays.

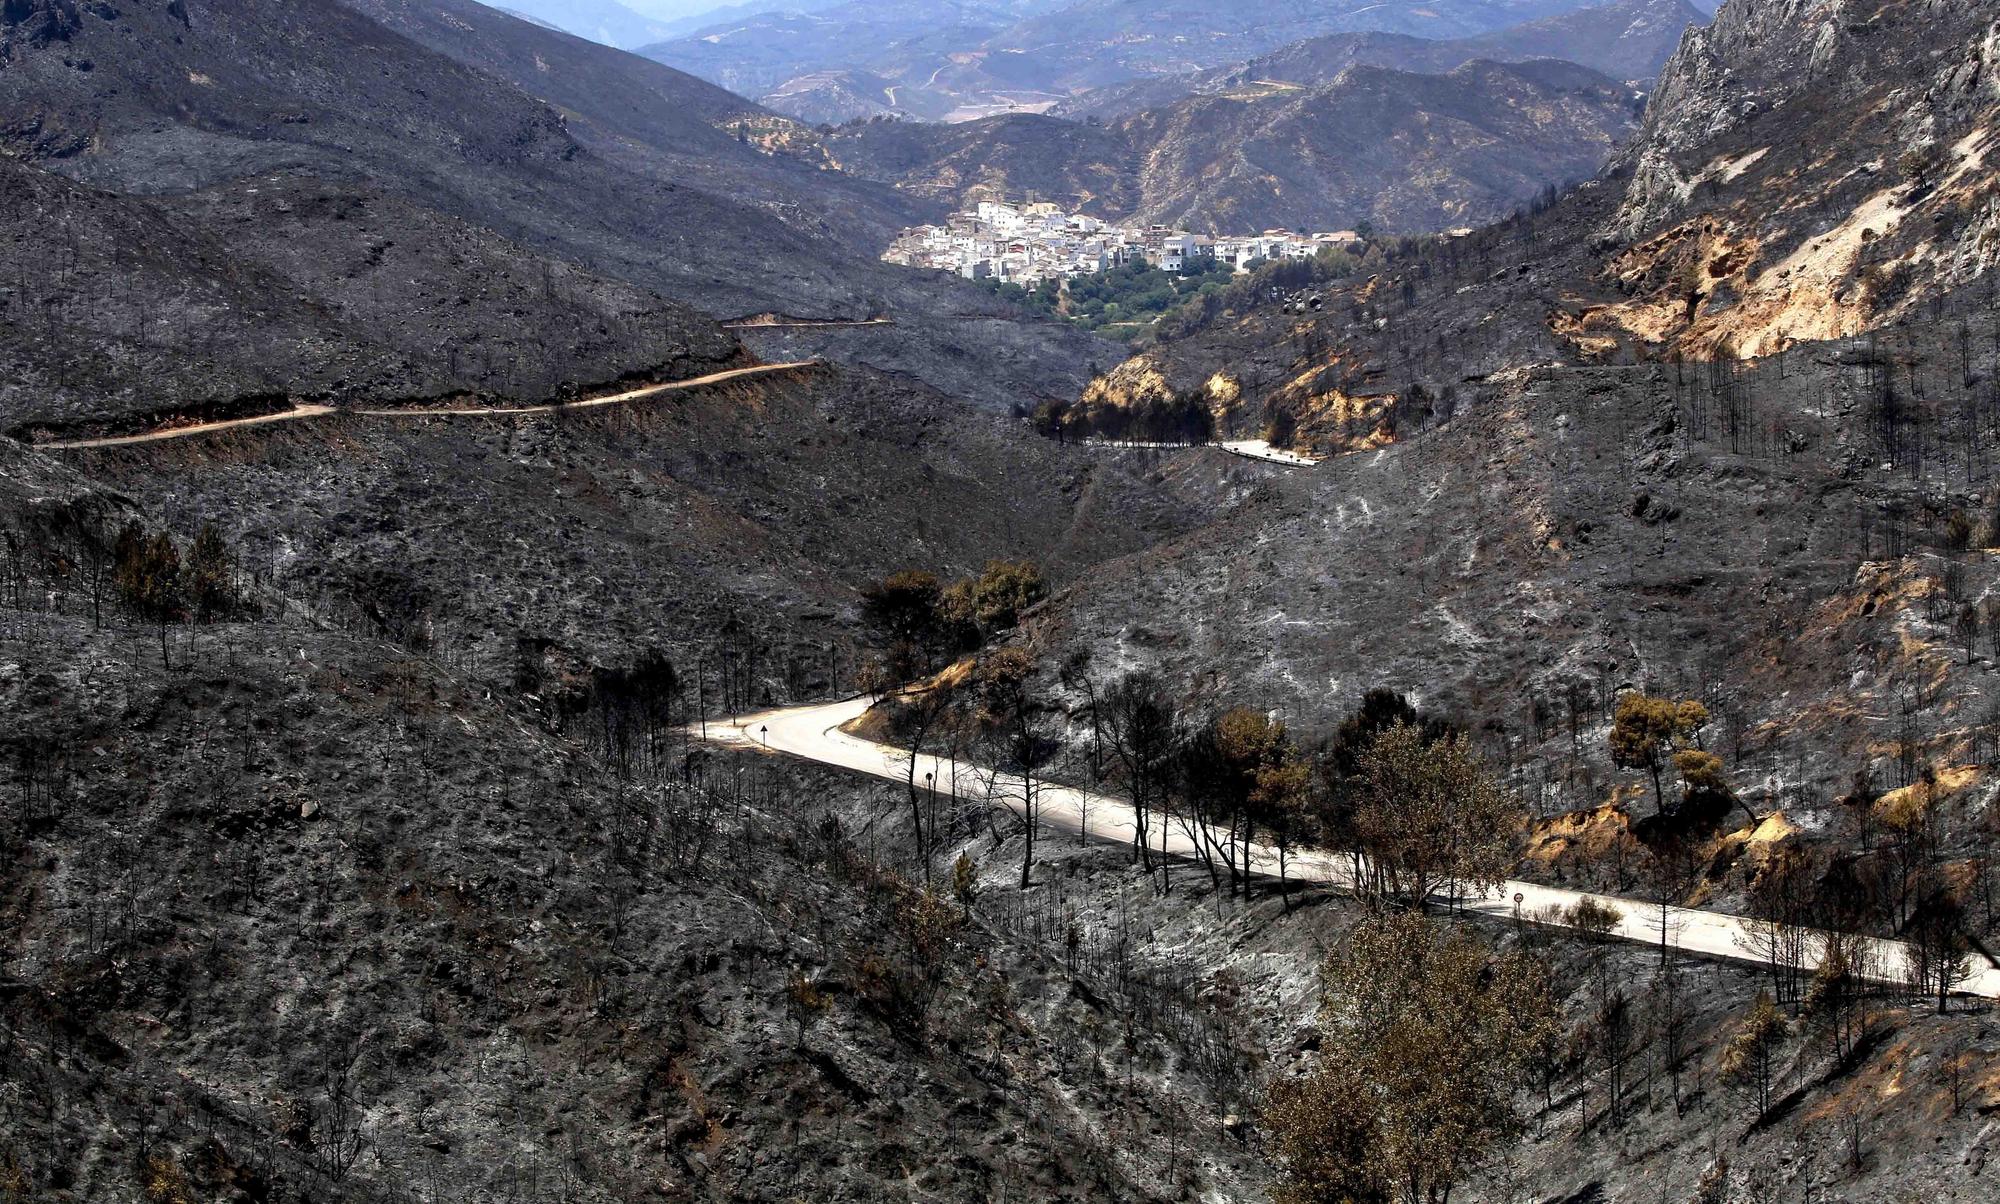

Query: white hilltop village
[[882, 199, 1361, 285]]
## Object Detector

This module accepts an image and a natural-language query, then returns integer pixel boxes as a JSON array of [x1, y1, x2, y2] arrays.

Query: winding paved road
[[1083, 438, 1322, 468], [37, 362, 817, 450], [721, 316, 895, 330], [704, 695, 2000, 1000]]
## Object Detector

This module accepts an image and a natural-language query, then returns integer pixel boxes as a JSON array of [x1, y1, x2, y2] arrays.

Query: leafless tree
[[1739, 847, 1816, 1009], [1102, 671, 1177, 872], [898, 680, 960, 882], [315, 1029, 369, 1182]]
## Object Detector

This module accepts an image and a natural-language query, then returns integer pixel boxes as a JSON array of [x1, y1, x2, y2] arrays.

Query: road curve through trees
[[720, 316, 896, 330], [702, 695, 2000, 1000], [36, 362, 819, 450]]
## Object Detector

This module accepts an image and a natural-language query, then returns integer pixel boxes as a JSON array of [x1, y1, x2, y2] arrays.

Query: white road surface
[[1081, 438, 1322, 468], [704, 695, 2000, 1000], [720, 316, 895, 330], [1217, 439, 1321, 467]]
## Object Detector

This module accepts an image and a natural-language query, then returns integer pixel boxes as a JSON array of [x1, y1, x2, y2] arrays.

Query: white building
[[881, 201, 1339, 286]]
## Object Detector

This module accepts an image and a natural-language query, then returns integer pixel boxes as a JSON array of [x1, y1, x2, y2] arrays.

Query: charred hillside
[[336, 0, 935, 247], [0, 330, 1271, 1199], [1035, 0, 2000, 816], [1079, 0, 1999, 453], [0, 506, 1261, 1202], [55, 363, 1257, 688], [5, 0, 2000, 1201], [0, 154, 746, 429], [1003, 8, 2000, 1196], [0, 10, 1271, 1199]]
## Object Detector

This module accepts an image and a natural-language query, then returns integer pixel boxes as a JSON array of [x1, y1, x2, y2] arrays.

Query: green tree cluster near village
[[979, 256, 1235, 332]]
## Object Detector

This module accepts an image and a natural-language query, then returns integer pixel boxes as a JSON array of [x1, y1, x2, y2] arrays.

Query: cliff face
[[1585, 0, 2000, 357], [1617, 0, 1996, 230]]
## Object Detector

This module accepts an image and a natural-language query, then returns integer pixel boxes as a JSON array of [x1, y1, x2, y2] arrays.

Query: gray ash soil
[[0, 161, 748, 433], [0, 614, 1247, 1202], [0, 368, 1275, 1200], [4, 582, 1989, 1202], [54, 363, 1267, 695], [1034, 323, 2000, 890]]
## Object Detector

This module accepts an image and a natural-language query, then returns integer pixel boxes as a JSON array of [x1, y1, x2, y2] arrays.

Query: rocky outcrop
[[1615, 0, 2000, 236], [1589, 0, 2000, 355]]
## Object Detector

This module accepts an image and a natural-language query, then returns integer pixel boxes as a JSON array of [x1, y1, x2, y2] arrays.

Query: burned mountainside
[[0, 0, 1115, 421], [0, 334, 1276, 1201], [1081, 0, 2000, 452], [1, 0, 1998, 1201], [1024, 0, 2000, 983]]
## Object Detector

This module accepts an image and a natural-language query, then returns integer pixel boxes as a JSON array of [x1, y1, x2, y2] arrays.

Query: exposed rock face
[[1617, 0, 2000, 233], [1614, 0, 1858, 235], [1591, 0, 2000, 356]]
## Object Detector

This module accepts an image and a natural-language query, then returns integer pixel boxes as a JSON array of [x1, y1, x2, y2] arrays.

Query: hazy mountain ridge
[[644, 0, 1612, 126], [640, 0, 1061, 102], [1051, 0, 1703, 121], [487, 0, 676, 48], [823, 57, 1640, 235], [990, 0, 1611, 84]]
